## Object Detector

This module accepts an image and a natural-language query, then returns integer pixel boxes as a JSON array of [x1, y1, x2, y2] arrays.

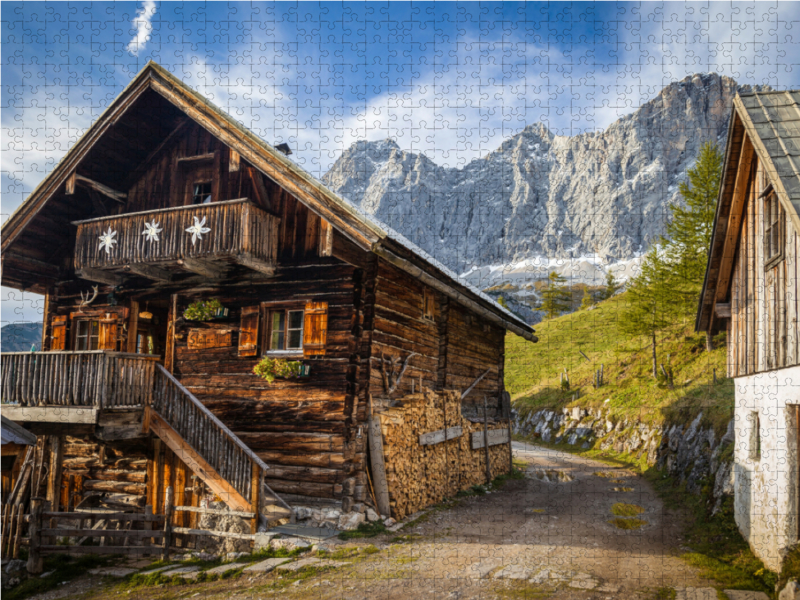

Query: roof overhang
[[2, 62, 535, 339]]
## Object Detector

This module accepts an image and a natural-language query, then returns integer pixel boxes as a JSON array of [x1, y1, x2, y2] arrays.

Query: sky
[[3, 1, 800, 324]]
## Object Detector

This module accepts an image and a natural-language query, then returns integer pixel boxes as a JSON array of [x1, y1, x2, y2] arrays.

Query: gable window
[[74, 320, 100, 350], [268, 309, 305, 352], [192, 181, 213, 204], [765, 192, 784, 267]]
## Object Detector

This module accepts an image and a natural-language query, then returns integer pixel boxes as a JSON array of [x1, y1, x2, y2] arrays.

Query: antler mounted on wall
[[379, 351, 418, 396], [78, 285, 99, 312]]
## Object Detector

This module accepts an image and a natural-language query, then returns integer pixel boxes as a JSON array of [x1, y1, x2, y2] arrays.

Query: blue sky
[[3, 1, 800, 324]]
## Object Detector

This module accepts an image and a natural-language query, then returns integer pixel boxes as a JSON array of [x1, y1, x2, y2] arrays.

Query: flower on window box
[[183, 298, 225, 321], [253, 357, 305, 383]]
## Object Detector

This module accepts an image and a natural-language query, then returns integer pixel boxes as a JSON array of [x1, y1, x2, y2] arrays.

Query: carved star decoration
[[98, 227, 117, 255], [186, 216, 211, 246], [142, 221, 162, 242]]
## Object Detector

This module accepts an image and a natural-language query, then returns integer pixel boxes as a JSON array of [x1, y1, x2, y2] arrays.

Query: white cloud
[[125, 1, 157, 56]]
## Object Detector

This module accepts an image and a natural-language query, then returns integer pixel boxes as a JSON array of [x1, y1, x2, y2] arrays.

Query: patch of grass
[[4, 554, 114, 600], [389, 533, 422, 544], [609, 517, 648, 530], [611, 502, 645, 517], [338, 520, 387, 540], [491, 467, 526, 489], [506, 291, 734, 437], [779, 544, 800, 592], [393, 555, 419, 564], [612, 486, 635, 492], [653, 587, 677, 600]]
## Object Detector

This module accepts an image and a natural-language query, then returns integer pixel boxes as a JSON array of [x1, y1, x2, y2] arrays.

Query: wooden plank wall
[[172, 262, 359, 504], [727, 154, 800, 377]]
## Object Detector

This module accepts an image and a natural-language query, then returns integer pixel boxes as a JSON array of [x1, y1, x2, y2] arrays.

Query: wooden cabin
[[697, 89, 800, 571], [0, 62, 536, 531]]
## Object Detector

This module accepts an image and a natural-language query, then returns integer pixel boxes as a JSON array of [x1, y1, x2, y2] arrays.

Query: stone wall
[[513, 406, 735, 514]]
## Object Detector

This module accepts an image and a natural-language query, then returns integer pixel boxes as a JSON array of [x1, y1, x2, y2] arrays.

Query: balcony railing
[[1, 351, 159, 409], [73, 199, 279, 279]]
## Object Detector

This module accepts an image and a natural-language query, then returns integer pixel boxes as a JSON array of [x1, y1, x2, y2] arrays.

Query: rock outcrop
[[323, 74, 761, 277], [514, 407, 735, 512]]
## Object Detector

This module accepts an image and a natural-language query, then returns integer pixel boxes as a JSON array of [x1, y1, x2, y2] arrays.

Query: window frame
[[191, 180, 213, 205], [262, 302, 306, 356], [764, 191, 785, 270], [73, 319, 100, 351]]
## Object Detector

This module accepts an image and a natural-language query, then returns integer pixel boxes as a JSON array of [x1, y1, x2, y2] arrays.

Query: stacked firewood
[[379, 389, 511, 519]]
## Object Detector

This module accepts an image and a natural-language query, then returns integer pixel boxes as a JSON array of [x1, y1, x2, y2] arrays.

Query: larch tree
[[579, 286, 594, 310], [600, 270, 621, 300], [539, 271, 571, 320], [618, 249, 676, 379]]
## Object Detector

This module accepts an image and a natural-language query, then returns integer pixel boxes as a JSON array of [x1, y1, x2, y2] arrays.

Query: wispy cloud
[[125, 1, 157, 56]]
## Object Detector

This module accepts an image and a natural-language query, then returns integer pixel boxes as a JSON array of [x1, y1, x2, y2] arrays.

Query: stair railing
[[150, 364, 291, 516]]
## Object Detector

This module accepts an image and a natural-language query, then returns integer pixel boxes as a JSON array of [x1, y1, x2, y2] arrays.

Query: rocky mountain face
[[323, 74, 755, 278]]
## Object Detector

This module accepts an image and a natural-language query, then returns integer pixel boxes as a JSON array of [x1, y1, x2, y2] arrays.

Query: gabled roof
[[2, 62, 535, 340], [697, 90, 800, 331]]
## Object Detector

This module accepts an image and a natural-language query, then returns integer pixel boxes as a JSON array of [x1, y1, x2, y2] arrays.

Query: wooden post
[[164, 294, 178, 373], [27, 497, 43, 574], [706, 330, 713, 352], [162, 486, 174, 561], [46, 436, 64, 526], [250, 464, 260, 534], [367, 395, 391, 517], [483, 396, 491, 484], [13, 504, 24, 558], [143, 505, 153, 553]]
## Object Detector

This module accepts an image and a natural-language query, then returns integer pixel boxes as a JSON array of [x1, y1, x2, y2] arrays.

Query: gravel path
[[31, 441, 715, 600]]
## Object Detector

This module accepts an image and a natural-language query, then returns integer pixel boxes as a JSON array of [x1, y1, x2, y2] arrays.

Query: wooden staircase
[[148, 364, 293, 524], [1, 351, 293, 525]]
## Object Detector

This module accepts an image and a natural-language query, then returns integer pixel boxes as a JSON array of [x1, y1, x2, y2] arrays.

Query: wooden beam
[[65, 172, 76, 195], [373, 245, 537, 342], [229, 149, 240, 172], [248, 167, 273, 212], [715, 302, 732, 318], [234, 255, 275, 276], [148, 411, 252, 513], [178, 258, 226, 280], [177, 153, 215, 165], [2, 407, 98, 425], [75, 175, 126, 203], [124, 264, 174, 282], [123, 118, 190, 188], [715, 135, 755, 304], [76, 268, 123, 287]]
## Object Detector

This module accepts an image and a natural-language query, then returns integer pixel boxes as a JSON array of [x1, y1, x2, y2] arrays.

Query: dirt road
[[39, 441, 714, 600]]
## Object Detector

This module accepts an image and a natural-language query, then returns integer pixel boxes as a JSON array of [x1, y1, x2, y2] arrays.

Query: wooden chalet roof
[[1, 415, 37, 446], [1, 61, 535, 340], [697, 89, 800, 331]]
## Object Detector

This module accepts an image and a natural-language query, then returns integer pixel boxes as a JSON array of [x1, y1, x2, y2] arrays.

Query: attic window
[[192, 181, 213, 205], [764, 192, 784, 268]]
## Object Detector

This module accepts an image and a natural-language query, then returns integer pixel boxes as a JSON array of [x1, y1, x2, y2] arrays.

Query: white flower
[[98, 227, 117, 255], [142, 221, 162, 242], [186, 216, 211, 246]]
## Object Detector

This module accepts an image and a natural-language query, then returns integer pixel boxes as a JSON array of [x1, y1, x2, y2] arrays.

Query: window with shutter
[[51, 316, 67, 350], [238, 306, 260, 357], [98, 320, 118, 351], [423, 288, 435, 321], [764, 192, 784, 268], [303, 301, 328, 357]]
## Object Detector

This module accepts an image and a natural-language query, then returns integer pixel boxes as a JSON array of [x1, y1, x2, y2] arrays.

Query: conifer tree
[[539, 271, 571, 320], [579, 286, 593, 310], [618, 249, 676, 379], [661, 141, 724, 316], [600, 270, 621, 301]]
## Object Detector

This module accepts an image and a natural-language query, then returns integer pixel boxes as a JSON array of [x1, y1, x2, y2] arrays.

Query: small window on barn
[[764, 192, 784, 267], [268, 309, 304, 353], [192, 181, 213, 205], [423, 288, 435, 321]]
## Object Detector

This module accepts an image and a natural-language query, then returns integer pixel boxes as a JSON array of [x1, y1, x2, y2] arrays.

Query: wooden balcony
[[1, 351, 160, 436], [73, 199, 279, 285]]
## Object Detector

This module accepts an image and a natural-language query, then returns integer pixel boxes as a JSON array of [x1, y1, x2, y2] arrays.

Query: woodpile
[[379, 389, 511, 519]]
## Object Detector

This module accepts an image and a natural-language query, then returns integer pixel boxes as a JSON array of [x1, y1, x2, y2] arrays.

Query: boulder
[[2, 559, 27, 589], [338, 511, 366, 531], [365, 508, 381, 522], [270, 537, 311, 552], [780, 580, 800, 600]]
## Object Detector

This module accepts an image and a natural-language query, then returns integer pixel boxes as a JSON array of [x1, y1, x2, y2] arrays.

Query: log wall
[[727, 155, 800, 377]]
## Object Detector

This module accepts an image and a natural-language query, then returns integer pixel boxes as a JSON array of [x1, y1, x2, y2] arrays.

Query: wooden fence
[[1, 351, 159, 408], [1, 502, 27, 559]]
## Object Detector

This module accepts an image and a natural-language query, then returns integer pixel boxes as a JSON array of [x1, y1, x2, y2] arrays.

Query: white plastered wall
[[734, 366, 800, 571]]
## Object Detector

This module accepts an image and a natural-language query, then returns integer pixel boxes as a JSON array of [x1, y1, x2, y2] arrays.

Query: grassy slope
[[505, 291, 734, 436]]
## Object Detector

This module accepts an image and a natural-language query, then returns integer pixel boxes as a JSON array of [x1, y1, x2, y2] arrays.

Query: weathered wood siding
[[171, 262, 359, 503], [727, 155, 800, 377]]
